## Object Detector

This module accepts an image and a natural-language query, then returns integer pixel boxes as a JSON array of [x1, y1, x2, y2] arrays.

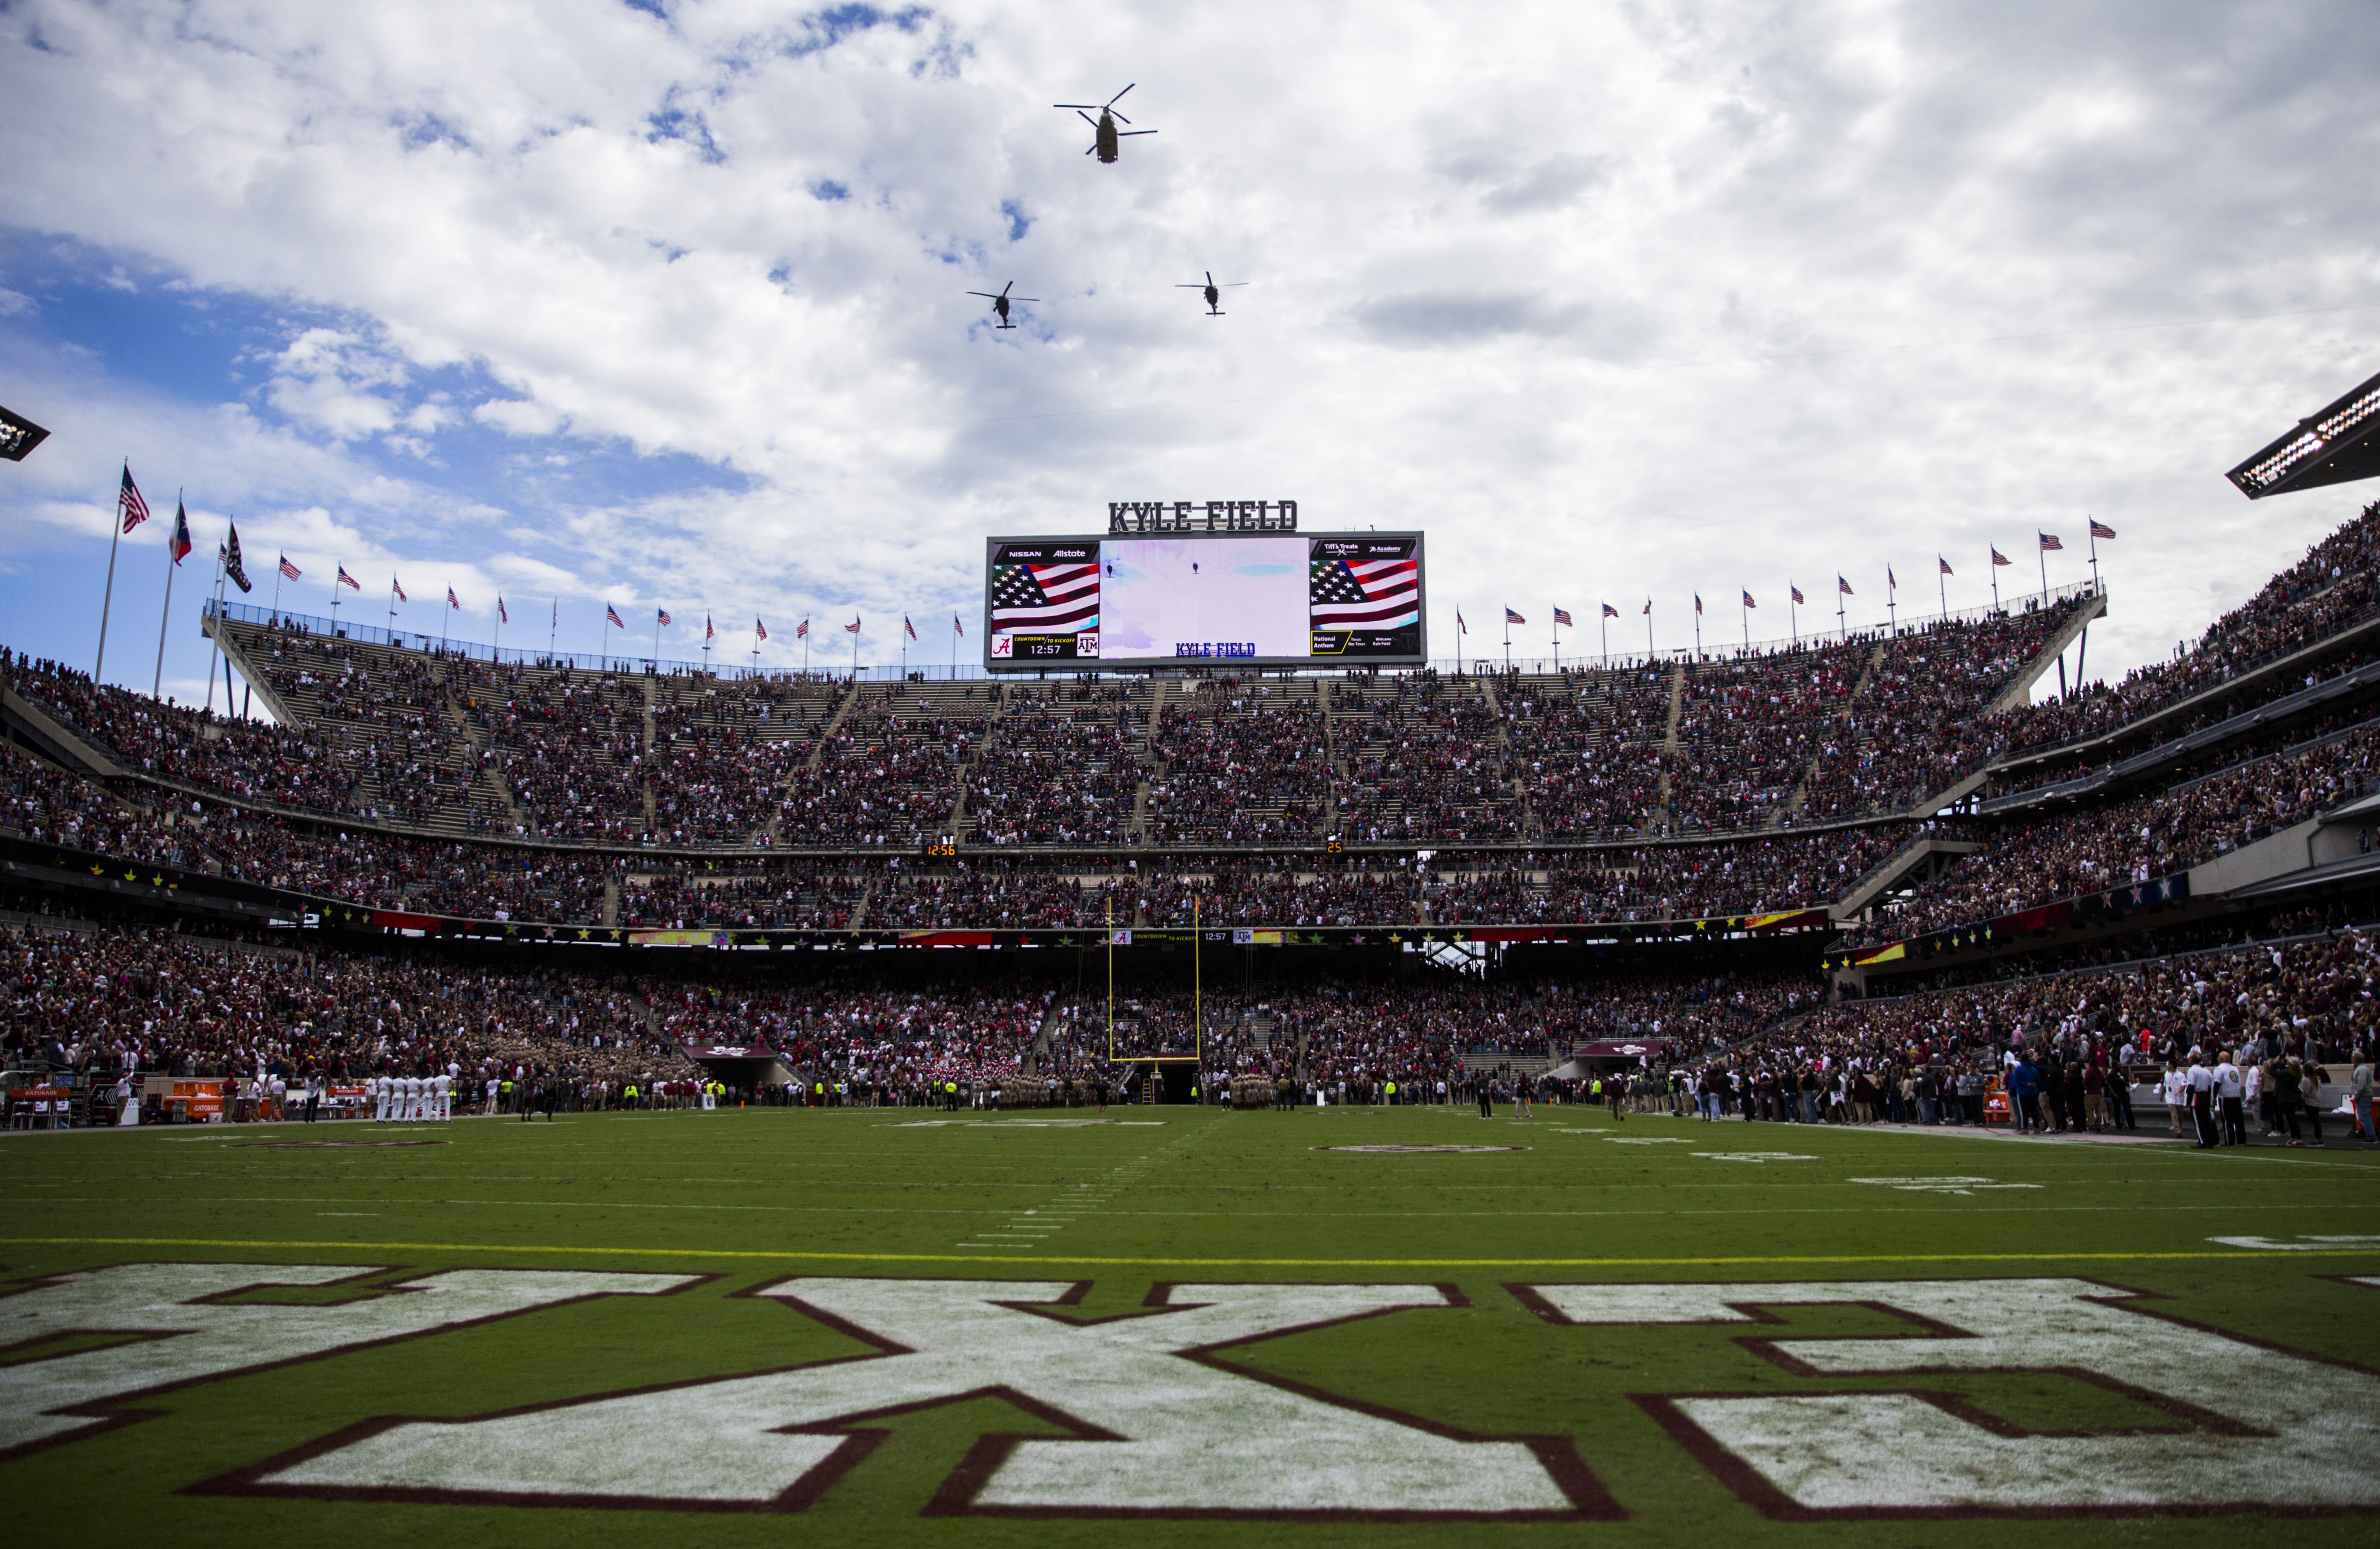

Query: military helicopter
[[1054, 84, 1156, 163], [966, 281, 1041, 329], [1176, 271, 1248, 316]]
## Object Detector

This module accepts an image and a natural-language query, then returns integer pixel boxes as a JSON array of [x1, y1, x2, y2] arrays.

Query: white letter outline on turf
[[217, 1277, 1614, 1520], [1516, 1276, 2380, 1516], [0, 1262, 703, 1458]]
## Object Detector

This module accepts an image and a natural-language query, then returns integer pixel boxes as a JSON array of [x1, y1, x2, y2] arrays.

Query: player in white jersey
[[409, 1075, 428, 1123], [372, 1074, 391, 1123], [431, 1071, 452, 1122]]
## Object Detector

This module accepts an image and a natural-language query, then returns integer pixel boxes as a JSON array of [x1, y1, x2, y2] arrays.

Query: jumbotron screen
[[983, 532, 1425, 670]]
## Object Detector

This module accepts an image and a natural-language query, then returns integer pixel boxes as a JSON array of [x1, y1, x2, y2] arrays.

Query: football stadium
[[6, 5, 2380, 1545]]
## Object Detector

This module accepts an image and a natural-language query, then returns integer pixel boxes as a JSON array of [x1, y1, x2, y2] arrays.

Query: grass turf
[[5, 1100, 2379, 1546]]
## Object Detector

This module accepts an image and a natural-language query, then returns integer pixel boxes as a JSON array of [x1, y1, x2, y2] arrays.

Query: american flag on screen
[[1310, 551, 1419, 632], [992, 559, 1099, 636]]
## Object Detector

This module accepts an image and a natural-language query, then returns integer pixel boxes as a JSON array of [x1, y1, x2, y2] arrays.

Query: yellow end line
[[6, 1236, 2380, 1269]]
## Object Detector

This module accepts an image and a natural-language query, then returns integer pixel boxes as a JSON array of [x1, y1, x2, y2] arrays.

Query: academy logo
[[199, 1277, 1612, 1520]]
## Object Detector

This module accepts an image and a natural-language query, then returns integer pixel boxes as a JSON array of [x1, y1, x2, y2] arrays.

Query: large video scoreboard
[[983, 531, 1426, 670]]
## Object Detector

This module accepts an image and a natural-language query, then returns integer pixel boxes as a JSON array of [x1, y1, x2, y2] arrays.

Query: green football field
[[6, 1103, 2380, 1546]]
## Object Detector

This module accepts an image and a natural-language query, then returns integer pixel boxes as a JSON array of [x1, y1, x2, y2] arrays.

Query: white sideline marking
[[1691, 1153, 1816, 1163], [2207, 1234, 2380, 1251], [1845, 1177, 2043, 1195]]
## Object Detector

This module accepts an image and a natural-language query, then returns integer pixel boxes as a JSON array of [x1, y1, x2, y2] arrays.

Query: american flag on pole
[[1694, 593, 1704, 614], [1456, 609, 1467, 635], [2038, 532, 2062, 552], [755, 617, 768, 641], [904, 614, 917, 641], [1837, 575, 1853, 596], [1640, 598, 1651, 615], [1552, 607, 1574, 628], [1939, 556, 1953, 576], [1503, 607, 1525, 625], [1790, 584, 1805, 605], [1308, 548, 1419, 632], [844, 616, 861, 634], [1742, 590, 1755, 609], [279, 554, 303, 581], [795, 618, 808, 639], [1990, 546, 2012, 566], [991, 558, 1098, 638], [1887, 566, 1897, 591], [2089, 519, 2117, 540], [118, 463, 150, 533], [952, 613, 963, 637], [447, 586, 460, 610], [337, 565, 361, 591], [605, 603, 625, 628], [705, 614, 714, 640], [1600, 602, 1619, 619], [391, 576, 407, 603], [498, 595, 509, 623], [656, 608, 672, 627]]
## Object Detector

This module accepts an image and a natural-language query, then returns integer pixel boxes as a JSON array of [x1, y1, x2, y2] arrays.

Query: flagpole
[[331, 565, 342, 636], [1886, 575, 1896, 634], [548, 597, 558, 661], [152, 499, 180, 700], [95, 462, 129, 682], [2038, 541, 2048, 607], [1939, 559, 1947, 622], [1693, 600, 1701, 658], [1599, 614, 1607, 667], [1551, 613, 1559, 673], [205, 547, 226, 713], [440, 591, 450, 653], [1740, 595, 1747, 654], [2088, 521, 2100, 593], [1836, 586, 1845, 644], [1990, 549, 1999, 614], [270, 562, 283, 624], [494, 598, 503, 660], [1502, 611, 1511, 674], [652, 609, 661, 669], [1789, 584, 1798, 648], [851, 619, 860, 681], [386, 578, 397, 640], [1644, 601, 1653, 661]]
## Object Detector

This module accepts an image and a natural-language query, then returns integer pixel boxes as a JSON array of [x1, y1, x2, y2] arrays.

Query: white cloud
[[0, 0, 2376, 681]]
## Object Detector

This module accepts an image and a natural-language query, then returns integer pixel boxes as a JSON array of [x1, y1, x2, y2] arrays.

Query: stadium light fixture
[[2226, 367, 2380, 498], [0, 403, 49, 462]]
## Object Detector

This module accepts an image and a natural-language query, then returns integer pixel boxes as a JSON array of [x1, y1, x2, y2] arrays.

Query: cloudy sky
[[2, 0, 2375, 705]]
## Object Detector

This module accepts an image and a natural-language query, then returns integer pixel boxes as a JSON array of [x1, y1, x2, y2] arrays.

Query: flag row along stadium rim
[[203, 580, 2102, 682]]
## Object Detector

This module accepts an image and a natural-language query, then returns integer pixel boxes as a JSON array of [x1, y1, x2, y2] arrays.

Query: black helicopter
[[966, 281, 1041, 329], [1176, 271, 1248, 316], [1054, 84, 1156, 164]]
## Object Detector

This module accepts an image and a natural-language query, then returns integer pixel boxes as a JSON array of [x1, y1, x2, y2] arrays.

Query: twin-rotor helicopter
[[965, 86, 1247, 331]]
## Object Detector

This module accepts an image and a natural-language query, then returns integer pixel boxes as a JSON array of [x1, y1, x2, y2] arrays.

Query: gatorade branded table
[[6, 1085, 72, 1129]]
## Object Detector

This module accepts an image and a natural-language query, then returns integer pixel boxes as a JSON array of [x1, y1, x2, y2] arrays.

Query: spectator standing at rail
[[2008, 1052, 2041, 1134]]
